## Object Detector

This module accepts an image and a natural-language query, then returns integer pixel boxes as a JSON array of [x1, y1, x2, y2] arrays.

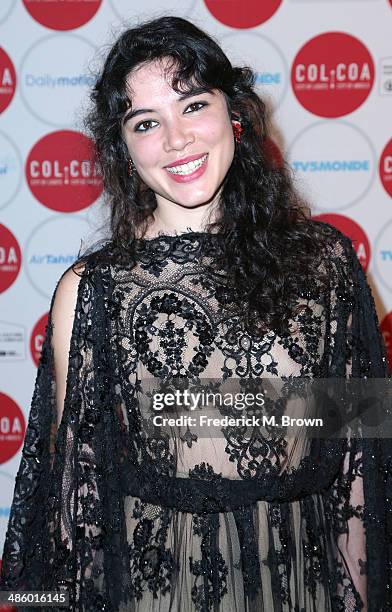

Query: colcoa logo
[[294, 62, 371, 86], [0, 224, 21, 293], [26, 130, 103, 212], [0, 392, 25, 464], [291, 33, 374, 117], [0, 47, 16, 113], [381, 154, 392, 172], [0, 61, 13, 89], [379, 139, 392, 197], [204, 0, 282, 28], [22, 0, 102, 31], [29, 158, 98, 180], [30, 313, 48, 367]]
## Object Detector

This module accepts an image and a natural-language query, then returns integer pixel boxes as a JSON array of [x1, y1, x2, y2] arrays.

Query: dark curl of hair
[[85, 15, 329, 336]]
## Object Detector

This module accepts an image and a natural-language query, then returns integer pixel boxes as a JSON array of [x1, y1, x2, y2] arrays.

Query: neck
[[145, 196, 220, 238]]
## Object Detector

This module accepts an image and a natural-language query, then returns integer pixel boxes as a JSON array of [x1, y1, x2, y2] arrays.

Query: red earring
[[232, 120, 243, 144]]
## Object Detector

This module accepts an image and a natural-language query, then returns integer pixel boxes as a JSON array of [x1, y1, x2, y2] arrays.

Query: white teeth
[[166, 154, 208, 175]]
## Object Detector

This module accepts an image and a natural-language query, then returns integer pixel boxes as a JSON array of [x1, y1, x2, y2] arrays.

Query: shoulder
[[58, 241, 116, 287], [307, 219, 358, 274], [56, 261, 86, 292], [303, 219, 366, 303], [51, 263, 85, 334], [51, 241, 115, 313], [308, 219, 353, 256]]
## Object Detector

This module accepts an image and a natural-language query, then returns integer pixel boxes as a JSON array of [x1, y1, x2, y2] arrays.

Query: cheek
[[201, 118, 233, 148], [124, 133, 160, 167], [138, 146, 155, 167]]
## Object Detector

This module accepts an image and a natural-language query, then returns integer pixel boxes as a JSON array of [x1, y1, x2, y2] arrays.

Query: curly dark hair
[[85, 15, 329, 335]]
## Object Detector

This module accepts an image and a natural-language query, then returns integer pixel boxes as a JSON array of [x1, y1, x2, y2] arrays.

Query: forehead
[[125, 60, 186, 103]]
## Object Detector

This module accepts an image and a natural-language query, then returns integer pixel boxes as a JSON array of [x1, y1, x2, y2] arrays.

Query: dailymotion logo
[[24, 73, 95, 88]]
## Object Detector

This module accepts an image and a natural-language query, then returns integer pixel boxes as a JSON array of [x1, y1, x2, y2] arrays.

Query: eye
[[185, 101, 208, 113], [133, 101, 208, 132], [134, 119, 159, 133]]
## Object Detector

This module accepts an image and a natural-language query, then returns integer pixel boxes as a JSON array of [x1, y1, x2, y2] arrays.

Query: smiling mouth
[[165, 154, 208, 176]]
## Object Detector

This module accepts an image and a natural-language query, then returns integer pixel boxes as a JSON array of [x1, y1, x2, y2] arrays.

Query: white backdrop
[[1, 0, 391, 567]]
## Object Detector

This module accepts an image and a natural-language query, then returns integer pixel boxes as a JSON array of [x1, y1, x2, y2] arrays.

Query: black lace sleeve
[[0, 260, 100, 605], [0, 255, 134, 611], [0, 273, 61, 591], [321, 223, 392, 612]]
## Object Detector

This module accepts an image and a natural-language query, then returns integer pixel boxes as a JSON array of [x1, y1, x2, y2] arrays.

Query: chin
[[165, 189, 216, 208], [179, 196, 217, 208]]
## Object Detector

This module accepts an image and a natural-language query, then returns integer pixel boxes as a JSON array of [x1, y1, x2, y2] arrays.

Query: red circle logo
[[291, 33, 374, 118], [313, 213, 370, 271], [379, 139, 392, 198], [381, 312, 392, 373], [26, 130, 103, 212], [0, 393, 25, 464], [204, 0, 282, 28], [22, 0, 101, 30], [30, 312, 49, 367], [0, 47, 16, 114], [0, 224, 21, 293]]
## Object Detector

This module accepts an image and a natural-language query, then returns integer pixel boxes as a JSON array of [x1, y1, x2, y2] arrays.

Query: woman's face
[[122, 59, 235, 211]]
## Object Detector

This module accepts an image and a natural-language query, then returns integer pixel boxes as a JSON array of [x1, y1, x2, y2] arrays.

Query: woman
[[1, 16, 391, 612]]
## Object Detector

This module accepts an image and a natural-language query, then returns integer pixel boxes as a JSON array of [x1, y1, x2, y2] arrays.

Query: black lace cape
[[0, 224, 391, 611]]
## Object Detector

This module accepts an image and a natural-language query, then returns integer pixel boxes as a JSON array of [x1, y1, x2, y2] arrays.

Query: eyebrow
[[122, 86, 214, 125]]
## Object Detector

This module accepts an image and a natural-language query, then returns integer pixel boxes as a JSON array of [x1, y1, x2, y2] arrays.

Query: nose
[[163, 120, 195, 152]]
